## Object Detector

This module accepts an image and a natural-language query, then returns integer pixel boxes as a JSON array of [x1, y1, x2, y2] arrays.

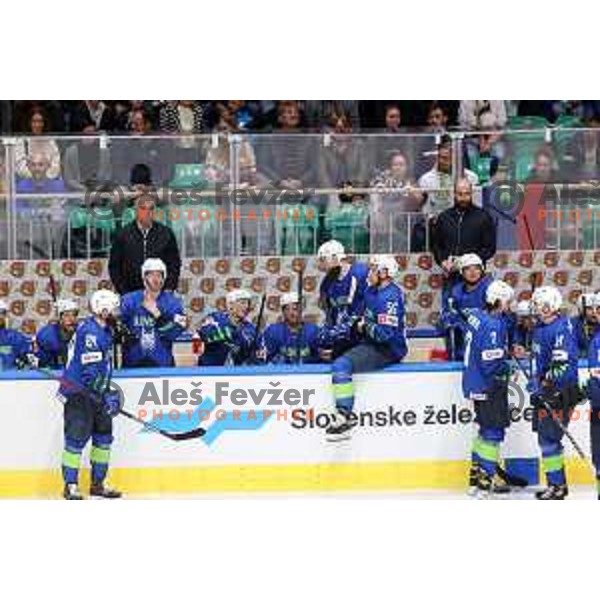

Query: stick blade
[[166, 427, 206, 441]]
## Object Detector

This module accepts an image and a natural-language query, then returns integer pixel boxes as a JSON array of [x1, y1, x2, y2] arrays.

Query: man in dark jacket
[[109, 195, 181, 295], [431, 177, 497, 276]]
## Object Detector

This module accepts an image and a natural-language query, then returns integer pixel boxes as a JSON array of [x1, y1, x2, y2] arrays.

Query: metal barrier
[[1, 128, 600, 258]]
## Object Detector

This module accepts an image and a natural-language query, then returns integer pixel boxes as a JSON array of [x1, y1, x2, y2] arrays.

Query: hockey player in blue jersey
[[443, 253, 493, 361], [0, 300, 37, 370], [570, 292, 596, 356], [461, 280, 515, 497], [58, 289, 122, 500], [511, 299, 534, 357], [197, 289, 258, 366], [260, 292, 320, 364], [34, 298, 79, 369], [529, 286, 580, 500], [326, 255, 407, 441], [316, 240, 369, 360], [585, 292, 600, 500], [120, 258, 187, 368]]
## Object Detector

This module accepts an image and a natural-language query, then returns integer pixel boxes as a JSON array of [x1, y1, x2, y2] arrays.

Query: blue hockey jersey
[[461, 308, 509, 399], [362, 281, 407, 361], [261, 322, 320, 364], [120, 290, 187, 367], [197, 311, 257, 366], [0, 328, 32, 370], [531, 316, 578, 391], [35, 322, 73, 369], [442, 275, 493, 329], [587, 327, 600, 402], [570, 316, 593, 357], [59, 316, 113, 398], [319, 261, 369, 326]]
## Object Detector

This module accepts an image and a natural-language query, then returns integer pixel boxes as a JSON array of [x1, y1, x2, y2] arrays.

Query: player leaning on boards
[[59, 289, 123, 500], [120, 258, 188, 368], [584, 293, 600, 500], [326, 255, 408, 442], [529, 286, 580, 500], [461, 280, 515, 498], [316, 240, 369, 362], [34, 299, 79, 369]]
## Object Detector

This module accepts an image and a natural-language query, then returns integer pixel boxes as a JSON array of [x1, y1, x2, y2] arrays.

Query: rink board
[[0, 364, 594, 497]]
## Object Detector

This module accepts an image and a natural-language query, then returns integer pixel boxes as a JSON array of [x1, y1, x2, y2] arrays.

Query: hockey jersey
[[197, 311, 257, 366], [531, 316, 578, 391], [261, 322, 320, 364], [0, 328, 32, 370], [120, 290, 187, 367], [587, 327, 600, 402], [362, 281, 408, 361], [442, 275, 493, 329], [569, 316, 593, 357], [461, 308, 509, 399], [59, 317, 113, 398], [35, 322, 73, 369]]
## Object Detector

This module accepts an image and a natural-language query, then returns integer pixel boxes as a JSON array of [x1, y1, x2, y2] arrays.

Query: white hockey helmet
[[371, 254, 398, 278], [280, 292, 300, 308], [485, 280, 514, 308], [90, 289, 120, 317], [141, 258, 167, 280], [515, 300, 532, 317], [226, 289, 252, 308], [317, 240, 346, 263], [531, 286, 562, 315], [56, 298, 79, 315], [459, 253, 484, 271], [0, 299, 8, 313], [577, 292, 597, 311]]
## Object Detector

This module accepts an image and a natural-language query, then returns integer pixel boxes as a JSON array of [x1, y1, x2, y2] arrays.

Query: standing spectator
[[70, 101, 115, 132], [159, 101, 204, 134], [63, 120, 112, 191], [431, 177, 497, 275], [109, 195, 181, 295], [458, 101, 507, 130], [15, 109, 61, 179], [418, 136, 479, 213]]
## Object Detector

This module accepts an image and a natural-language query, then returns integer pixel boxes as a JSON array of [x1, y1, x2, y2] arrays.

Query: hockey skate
[[90, 482, 123, 499], [535, 484, 568, 500], [468, 463, 480, 496], [326, 409, 356, 442], [63, 484, 84, 500]]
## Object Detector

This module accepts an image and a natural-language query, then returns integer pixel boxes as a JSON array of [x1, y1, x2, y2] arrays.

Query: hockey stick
[[296, 267, 304, 365], [31, 365, 206, 441], [523, 214, 536, 253], [248, 292, 267, 363]]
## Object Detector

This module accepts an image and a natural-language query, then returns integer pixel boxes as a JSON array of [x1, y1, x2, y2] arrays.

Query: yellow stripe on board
[[0, 458, 593, 498]]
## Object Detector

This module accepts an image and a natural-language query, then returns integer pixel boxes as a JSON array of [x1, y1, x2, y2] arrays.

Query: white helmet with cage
[[370, 254, 398, 278], [280, 292, 300, 308], [531, 286, 562, 315], [56, 298, 79, 316], [458, 253, 484, 271], [141, 258, 167, 280], [317, 240, 346, 263], [485, 280, 514, 308], [90, 289, 120, 317], [226, 289, 252, 308]]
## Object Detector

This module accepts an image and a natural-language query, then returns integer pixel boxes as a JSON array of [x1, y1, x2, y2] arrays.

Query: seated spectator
[[427, 101, 450, 133], [159, 101, 203, 134], [370, 151, 424, 252], [458, 101, 507, 130], [70, 100, 115, 132], [463, 133, 502, 187], [373, 103, 415, 170], [63, 119, 112, 191], [418, 136, 479, 213], [213, 101, 262, 131], [302, 101, 360, 131], [324, 184, 370, 254], [15, 109, 61, 179], [413, 102, 451, 177], [561, 113, 600, 181], [113, 101, 159, 132], [16, 154, 66, 194]]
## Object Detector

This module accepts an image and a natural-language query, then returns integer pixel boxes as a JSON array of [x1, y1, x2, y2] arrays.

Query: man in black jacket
[[431, 177, 497, 277], [109, 195, 181, 295]]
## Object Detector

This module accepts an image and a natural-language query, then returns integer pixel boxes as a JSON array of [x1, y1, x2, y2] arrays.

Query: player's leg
[[326, 343, 395, 442], [89, 403, 122, 499], [62, 393, 93, 500], [590, 393, 600, 499]]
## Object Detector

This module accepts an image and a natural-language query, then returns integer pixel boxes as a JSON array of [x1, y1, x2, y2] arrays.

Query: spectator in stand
[[458, 101, 507, 130], [159, 101, 203, 134], [413, 102, 451, 177], [561, 112, 600, 181], [70, 101, 115, 132], [15, 109, 61, 180], [109, 194, 181, 295], [373, 103, 415, 171], [214, 101, 262, 131], [16, 154, 66, 194], [418, 136, 479, 214], [427, 102, 450, 133], [369, 151, 424, 252], [463, 133, 502, 187], [63, 119, 112, 191], [303, 101, 361, 131]]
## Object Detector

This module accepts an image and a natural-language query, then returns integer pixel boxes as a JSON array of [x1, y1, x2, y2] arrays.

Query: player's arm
[[364, 292, 404, 344], [34, 328, 54, 368], [155, 297, 188, 341], [197, 314, 232, 345], [260, 325, 280, 364]]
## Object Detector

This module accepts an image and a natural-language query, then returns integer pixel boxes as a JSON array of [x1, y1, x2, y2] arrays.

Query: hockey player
[[571, 292, 596, 356], [260, 292, 320, 364], [0, 300, 37, 370], [326, 255, 407, 441], [120, 258, 187, 368], [511, 299, 534, 357], [461, 280, 515, 497], [58, 289, 122, 500], [316, 240, 369, 361], [442, 253, 493, 361], [197, 289, 258, 366], [585, 292, 600, 499], [529, 286, 580, 500], [35, 299, 79, 369]]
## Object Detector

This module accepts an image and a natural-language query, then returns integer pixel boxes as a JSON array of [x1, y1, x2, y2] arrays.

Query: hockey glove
[[102, 390, 122, 417]]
